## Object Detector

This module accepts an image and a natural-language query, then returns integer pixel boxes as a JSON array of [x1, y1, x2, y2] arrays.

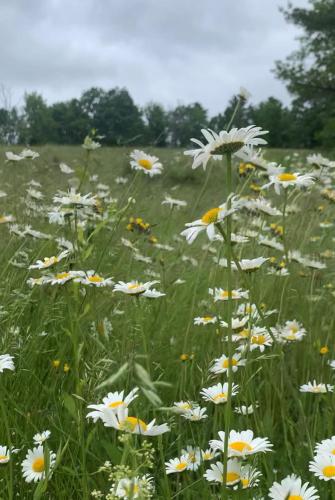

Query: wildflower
[[184, 126, 268, 170], [0, 446, 11, 464], [307, 153, 335, 169], [0, 354, 14, 373], [130, 150, 163, 176], [33, 431, 51, 446], [181, 194, 242, 244], [210, 353, 246, 375], [114, 475, 154, 498], [263, 172, 315, 195], [201, 448, 217, 461], [20, 148, 40, 159], [63, 363, 70, 373], [53, 188, 96, 207], [239, 162, 255, 176], [172, 401, 195, 413], [200, 382, 239, 404], [99, 406, 169, 436], [113, 280, 164, 297], [242, 197, 281, 216], [328, 360, 335, 370], [181, 446, 202, 471], [273, 320, 306, 343], [86, 388, 139, 422], [309, 454, 335, 481], [320, 346, 329, 355], [210, 429, 273, 457], [240, 464, 262, 489], [59, 162, 73, 174], [46, 271, 83, 285], [259, 236, 284, 252], [162, 195, 187, 208], [209, 288, 249, 302], [220, 316, 249, 330], [29, 250, 70, 270], [52, 360, 60, 368], [315, 436, 335, 456], [300, 381, 333, 393], [204, 459, 242, 485], [180, 407, 208, 422], [165, 455, 189, 474], [246, 331, 273, 352], [82, 136, 101, 150], [74, 270, 114, 287], [269, 474, 319, 499], [127, 216, 151, 234], [21, 446, 56, 483], [234, 404, 258, 415], [194, 315, 217, 326]]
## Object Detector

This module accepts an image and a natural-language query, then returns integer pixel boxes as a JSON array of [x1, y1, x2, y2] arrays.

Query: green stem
[[222, 152, 233, 495]]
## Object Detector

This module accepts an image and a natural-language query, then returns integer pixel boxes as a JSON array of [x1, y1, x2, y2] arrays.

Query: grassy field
[[0, 143, 335, 499]]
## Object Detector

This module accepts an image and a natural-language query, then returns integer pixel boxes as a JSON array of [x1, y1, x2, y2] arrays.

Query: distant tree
[[143, 102, 168, 146], [275, 0, 335, 146], [20, 92, 55, 144], [87, 88, 145, 145], [168, 103, 208, 147], [248, 97, 293, 148], [50, 99, 90, 144], [0, 108, 20, 144]]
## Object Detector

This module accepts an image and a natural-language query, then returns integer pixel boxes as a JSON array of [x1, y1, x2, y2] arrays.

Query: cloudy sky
[[2, 0, 309, 115]]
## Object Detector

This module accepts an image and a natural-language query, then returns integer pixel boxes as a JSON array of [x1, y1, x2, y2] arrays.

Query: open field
[[0, 143, 335, 499]]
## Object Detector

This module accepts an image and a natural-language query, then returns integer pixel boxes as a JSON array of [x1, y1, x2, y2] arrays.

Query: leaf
[[62, 393, 78, 422], [96, 362, 129, 390]]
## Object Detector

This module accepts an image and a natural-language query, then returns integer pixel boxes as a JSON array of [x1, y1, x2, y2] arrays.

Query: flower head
[[269, 474, 319, 499], [21, 446, 56, 483], [130, 150, 163, 176], [210, 429, 273, 457]]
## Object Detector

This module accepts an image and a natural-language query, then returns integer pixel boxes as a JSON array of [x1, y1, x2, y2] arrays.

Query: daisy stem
[[222, 152, 233, 495], [282, 189, 289, 263]]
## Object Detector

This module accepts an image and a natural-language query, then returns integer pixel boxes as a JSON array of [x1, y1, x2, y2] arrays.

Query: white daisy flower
[[274, 320, 306, 343], [86, 388, 139, 422], [82, 136, 101, 150], [184, 126, 268, 170], [162, 195, 187, 208], [114, 474, 154, 498], [200, 382, 239, 404], [46, 271, 83, 285], [209, 288, 249, 302], [74, 270, 114, 287], [234, 404, 258, 415], [300, 381, 334, 393], [240, 464, 262, 489], [194, 315, 218, 326], [113, 280, 160, 296], [0, 445, 11, 464], [20, 148, 39, 159], [245, 331, 273, 352], [0, 354, 14, 373], [33, 430, 51, 446], [53, 188, 97, 207], [99, 406, 169, 436], [310, 454, 335, 481], [328, 360, 335, 370], [172, 401, 195, 414], [27, 276, 49, 287], [5, 151, 25, 162], [289, 250, 326, 270], [235, 146, 269, 170], [204, 459, 242, 485], [201, 448, 218, 461], [180, 407, 208, 422], [181, 446, 202, 471], [315, 436, 335, 456], [269, 474, 319, 499], [242, 197, 281, 216], [140, 288, 166, 299], [181, 194, 242, 244], [220, 316, 249, 330], [262, 172, 315, 195], [130, 150, 163, 176], [21, 446, 56, 483], [210, 429, 273, 457], [29, 251, 70, 270], [165, 455, 189, 474], [209, 353, 246, 375], [59, 162, 74, 174], [307, 153, 335, 169], [259, 236, 284, 252]]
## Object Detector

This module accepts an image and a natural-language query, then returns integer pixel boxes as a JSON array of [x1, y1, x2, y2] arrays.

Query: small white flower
[[262, 172, 315, 195], [300, 381, 334, 393], [200, 382, 239, 404], [99, 406, 169, 436], [310, 454, 335, 481], [269, 473, 319, 499], [210, 429, 273, 457], [74, 270, 114, 287], [21, 446, 56, 483], [209, 287, 249, 302], [0, 354, 14, 373], [194, 315, 217, 326], [29, 251, 70, 270], [130, 150, 163, 176], [180, 406, 208, 422], [87, 388, 139, 422], [204, 459, 242, 485], [209, 353, 246, 375], [165, 455, 189, 474], [33, 431, 51, 446]]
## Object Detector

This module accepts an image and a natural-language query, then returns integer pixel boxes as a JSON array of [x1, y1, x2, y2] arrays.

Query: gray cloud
[[1, 0, 309, 114]]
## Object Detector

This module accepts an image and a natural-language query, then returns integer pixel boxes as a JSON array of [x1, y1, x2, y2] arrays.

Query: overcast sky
[[1, 0, 310, 115]]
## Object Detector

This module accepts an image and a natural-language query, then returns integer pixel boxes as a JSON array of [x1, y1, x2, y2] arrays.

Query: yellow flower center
[[222, 358, 238, 369], [323, 465, 335, 478], [176, 462, 187, 471], [0, 455, 8, 461], [201, 207, 220, 225], [291, 326, 298, 333], [88, 275, 103, 283], [220, 290, 238, 299], [288, 496, 303, 500], [213, 392, 227, 401], [277, 173, 297, 182], [180, 403, 191, 410], [123, 416, 147, 432], [285, 334, 297, 341], [229, 441, 252, 453], [188, 452, 197, 463], [226, 472, 240, 483], [56, 272, 70, 280], [128, 283, 141, 290], [241, 478, 249, 488], [138, 159, 152, 170], [251, 334, 266, 345], [32, 457, 45, 473], [108, 400, 124, 409], [240, 329, 250, 338], [202, 316, 213, 321], [44, 256, 57, 266]]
